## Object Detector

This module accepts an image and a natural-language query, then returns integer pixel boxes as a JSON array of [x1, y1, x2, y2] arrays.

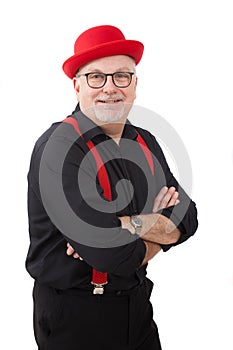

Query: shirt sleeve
[[150, 133, 198, 252]]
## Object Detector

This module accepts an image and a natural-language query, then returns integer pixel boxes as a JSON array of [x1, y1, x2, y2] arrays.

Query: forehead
[[79, 55, 135, 72]]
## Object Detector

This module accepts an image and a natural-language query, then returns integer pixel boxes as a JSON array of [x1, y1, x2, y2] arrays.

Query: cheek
[[133, 89, 137, 100], [127, 81, 137, 102], [79, 89, 98, 111], [126, 89, 137, 103]]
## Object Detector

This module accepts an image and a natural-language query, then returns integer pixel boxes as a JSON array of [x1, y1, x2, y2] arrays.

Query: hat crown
[[63, 25, 143, 79], [74, 25, 125, 54]]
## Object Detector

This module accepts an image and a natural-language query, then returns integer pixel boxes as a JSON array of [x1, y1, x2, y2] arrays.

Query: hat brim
[[62, 40, 144, 79]]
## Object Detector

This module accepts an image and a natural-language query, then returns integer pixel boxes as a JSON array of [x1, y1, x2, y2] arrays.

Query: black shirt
[[26, 106, 198, 291]]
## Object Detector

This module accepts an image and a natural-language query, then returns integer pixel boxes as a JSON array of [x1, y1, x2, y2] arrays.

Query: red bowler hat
[[62, 25, 144, 79]]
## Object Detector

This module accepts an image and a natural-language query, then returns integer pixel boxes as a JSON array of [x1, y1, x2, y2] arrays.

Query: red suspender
[[136, 133, 155, 176], [86, 140, 112, 201], [64, 116, 83, 136], [63, 117, 154, 294], [62, 117, 112, 200], [63, 117, 109, 293]]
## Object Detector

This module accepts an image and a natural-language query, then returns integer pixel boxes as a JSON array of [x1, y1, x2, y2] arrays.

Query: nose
[[102, 75, 117, 93]]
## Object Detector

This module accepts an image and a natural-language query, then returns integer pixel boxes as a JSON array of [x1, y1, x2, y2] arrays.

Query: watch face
[[131, 216, 142, 227]]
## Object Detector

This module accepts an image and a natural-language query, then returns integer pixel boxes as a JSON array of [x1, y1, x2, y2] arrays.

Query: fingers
[[152, 186, 168, 212], [162, 187, 179, 208], [66, 242, 83, 260], [160, 186, 178, 209], [66, 242, 75, 255], [73, 253, 83, 260], [153, 186, 180, 212]]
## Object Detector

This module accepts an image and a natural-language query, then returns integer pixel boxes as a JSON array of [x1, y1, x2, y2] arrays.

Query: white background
[[0, 0, 232, 349]]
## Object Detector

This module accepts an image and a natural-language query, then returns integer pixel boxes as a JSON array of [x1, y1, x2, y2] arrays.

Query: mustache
[[94, 94, 126, 102]]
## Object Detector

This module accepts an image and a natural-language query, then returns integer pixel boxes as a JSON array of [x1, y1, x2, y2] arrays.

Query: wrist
[[130, 215, 143, 235], [119, 216, 135, 234]]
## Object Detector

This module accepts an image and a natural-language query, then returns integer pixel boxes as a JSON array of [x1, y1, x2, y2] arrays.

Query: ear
[[73, 77, 80, 100], [133, 76, 138, 99]]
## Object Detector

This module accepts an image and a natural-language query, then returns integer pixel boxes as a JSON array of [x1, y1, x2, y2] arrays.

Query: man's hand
[[66, 242, 83, 260], [141, 186, 180, 264], [119, 186, 181, 245], [138, 186, 181, 244], [152, 186, 179, 213]]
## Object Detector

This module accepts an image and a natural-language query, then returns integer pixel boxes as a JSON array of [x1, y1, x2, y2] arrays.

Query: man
[[26, 25, 198, 350]]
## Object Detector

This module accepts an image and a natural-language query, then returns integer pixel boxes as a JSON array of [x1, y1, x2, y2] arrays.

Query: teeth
[[98, 99, 122, 103]]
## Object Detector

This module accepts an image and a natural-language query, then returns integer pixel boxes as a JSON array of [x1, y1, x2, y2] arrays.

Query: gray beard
[[94, 104, 125, 123]]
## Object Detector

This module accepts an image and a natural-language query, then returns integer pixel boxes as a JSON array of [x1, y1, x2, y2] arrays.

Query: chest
[[94, 139, 161, 215]]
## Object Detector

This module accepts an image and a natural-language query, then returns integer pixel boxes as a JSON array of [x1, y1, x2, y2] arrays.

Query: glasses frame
[[76, 71, 135, 89]]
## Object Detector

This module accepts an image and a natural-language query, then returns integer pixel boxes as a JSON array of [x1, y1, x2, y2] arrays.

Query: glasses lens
[[113, 72, 132, 87], [87, 73, 106, 88]]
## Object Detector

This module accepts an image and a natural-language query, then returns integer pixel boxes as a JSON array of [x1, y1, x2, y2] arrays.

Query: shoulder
[[32, 118, 83, 155], [33, 122, 61, 150], [29, 118, 89, 173], [129, 123, 167, 164], [134, 125, 154, 139], [130, 124, 160, 149]]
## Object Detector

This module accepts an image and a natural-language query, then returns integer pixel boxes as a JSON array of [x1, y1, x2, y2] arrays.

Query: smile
[[96, 99, 123, 104]]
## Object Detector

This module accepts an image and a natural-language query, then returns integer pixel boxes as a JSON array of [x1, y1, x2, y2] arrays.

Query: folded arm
[[68, 186, 181, 265], [119, 186, 181, 264]]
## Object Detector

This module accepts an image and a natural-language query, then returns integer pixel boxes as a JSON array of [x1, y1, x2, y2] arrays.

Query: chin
[[94, 106, 125, 123]]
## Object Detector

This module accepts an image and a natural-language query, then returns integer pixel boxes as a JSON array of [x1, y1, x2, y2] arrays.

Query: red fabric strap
[[86, 140, 112, 201], [63, 117, 83, 138], [92, 270, 108, 285], [63, 118, 112, 201], [136, 133, 155, 175], [63, 117, 110, 287]]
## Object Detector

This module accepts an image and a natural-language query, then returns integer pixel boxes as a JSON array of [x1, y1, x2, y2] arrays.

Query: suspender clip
[[92, 283, 105, 295]]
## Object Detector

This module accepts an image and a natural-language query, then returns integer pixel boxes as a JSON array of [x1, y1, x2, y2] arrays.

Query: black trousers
[[33, 278, 162, 350]]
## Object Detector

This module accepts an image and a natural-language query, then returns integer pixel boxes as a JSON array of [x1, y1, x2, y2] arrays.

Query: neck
[[99, 122, 125, 142], [82, 108, 127, 141], [78, 104, 128, 142]]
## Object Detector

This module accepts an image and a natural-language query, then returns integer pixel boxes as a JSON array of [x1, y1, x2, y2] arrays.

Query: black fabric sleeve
[[149, 133, 198, 251]]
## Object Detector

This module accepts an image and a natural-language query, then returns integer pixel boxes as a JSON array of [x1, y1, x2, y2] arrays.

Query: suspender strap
[[62, 116, 154, 294], [63, 117, 112, 200], [63, 116, 84, 138], [86, 140, 112, 201], [63, 117, 110, 294], [136, 133, 155, 175], [91, 270, 108, 295]]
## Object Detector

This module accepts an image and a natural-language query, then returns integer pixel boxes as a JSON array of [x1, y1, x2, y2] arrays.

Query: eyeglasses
[[76, 72, 135, 89]]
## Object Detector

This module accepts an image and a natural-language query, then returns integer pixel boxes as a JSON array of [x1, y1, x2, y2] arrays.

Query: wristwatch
[[130, 215, 142, 235]]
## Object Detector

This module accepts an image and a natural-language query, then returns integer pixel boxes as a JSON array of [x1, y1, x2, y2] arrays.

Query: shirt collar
[[70, 104, 138, 143]]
